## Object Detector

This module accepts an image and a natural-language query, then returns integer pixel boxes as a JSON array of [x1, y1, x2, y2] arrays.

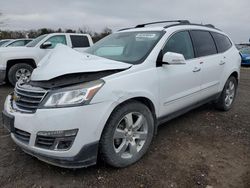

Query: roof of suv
[[118, 20, 223, 34], [46, 33, 91, 36]]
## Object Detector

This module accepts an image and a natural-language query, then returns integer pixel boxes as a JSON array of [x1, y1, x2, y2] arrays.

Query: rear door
[[211, 32, 233, 68], [190, 30, 222, 99]]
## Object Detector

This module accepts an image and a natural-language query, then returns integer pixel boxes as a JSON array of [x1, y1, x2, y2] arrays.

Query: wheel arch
[[128, 97, 157, 121], [220, 69, 240, 92], [113, 96, 157, 125], [99, 96, 158, 143], [6, 59, 36, 80], [229, 71, 239, 83], [98, 96, 157, 165]]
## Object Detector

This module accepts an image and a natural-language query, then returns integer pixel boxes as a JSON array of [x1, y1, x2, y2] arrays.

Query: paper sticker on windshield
[[136, 33, 157, 39]]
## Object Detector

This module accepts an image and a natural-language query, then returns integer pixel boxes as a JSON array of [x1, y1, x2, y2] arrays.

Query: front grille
[[14, 128, 31, 144], [35, 135, 56, 149], [13, 83, 47, 113]]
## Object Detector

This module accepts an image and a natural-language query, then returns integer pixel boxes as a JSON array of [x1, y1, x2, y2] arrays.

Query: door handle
[[219, 61, 226, 65], [193, 67, 201, 72]]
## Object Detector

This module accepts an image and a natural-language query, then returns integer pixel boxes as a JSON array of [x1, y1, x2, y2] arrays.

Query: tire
[[8, 63, 34, 86], [215, 76, 238, 111], [100, 101, 154, 168]]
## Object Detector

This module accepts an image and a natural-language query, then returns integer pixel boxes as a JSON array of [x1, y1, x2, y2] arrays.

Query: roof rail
[[163, 22, 220, 30], [135, 20, 190, 28], [118, 20, 219, 32], [204, 24, 216, 28], [118, 27, 135, 31]]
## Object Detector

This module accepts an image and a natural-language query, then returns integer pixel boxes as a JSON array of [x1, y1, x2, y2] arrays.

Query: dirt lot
[[0, 68, 249, 188]]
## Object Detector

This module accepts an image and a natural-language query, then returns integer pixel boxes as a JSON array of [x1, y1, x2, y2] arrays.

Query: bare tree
[[78, 26, 93, 36]]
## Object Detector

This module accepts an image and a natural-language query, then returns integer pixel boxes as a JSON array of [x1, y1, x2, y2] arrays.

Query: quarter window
[[44, 35, 67, 49], [163, 31, 194, 60], [70, 35, 90, 48], [190, 30, 217, 57], [211, 32, 232, 53]]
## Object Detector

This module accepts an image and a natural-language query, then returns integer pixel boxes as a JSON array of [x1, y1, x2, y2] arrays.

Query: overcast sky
[[0, 0, 249, 43]]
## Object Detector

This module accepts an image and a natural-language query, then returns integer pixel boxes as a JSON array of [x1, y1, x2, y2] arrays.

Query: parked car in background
[[239, 46, 250, 66], [0, 39, 13, 47], [2, 39, 33, 47], [0, 33, 93, 85], [2, 20, 241, 168]]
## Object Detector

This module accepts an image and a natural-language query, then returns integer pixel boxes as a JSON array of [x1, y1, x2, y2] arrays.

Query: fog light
[[57, 140, 73, 150], [36, 129, 78, 151]]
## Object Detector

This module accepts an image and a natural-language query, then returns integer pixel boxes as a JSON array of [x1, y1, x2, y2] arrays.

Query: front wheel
[[100, 101, 154, 168], [8, 63, 34, 86], [215, 76, 238, 111]]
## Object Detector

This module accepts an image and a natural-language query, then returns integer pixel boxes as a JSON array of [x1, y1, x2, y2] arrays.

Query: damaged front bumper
[[2, 94, 116, 168]]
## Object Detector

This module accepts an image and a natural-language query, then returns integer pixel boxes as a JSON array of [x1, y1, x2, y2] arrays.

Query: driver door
[[158, 31, 202, 117], [39, 35, 68, 59]]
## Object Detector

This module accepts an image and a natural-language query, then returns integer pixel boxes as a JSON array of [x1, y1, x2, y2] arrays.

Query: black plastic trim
[[209, 31, 219, 53], [22, 141, 99, 169], [156, 50, 164, 67], [135, 20, 190, 28], [118, 21, 220, 32], [157, 93, 221, 126], [164, 23, 220, 31]]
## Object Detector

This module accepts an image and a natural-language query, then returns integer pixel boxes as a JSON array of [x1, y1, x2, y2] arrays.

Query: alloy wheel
[[113, 112, 148, 159], [225, 81, 235, 107], [15, 68, 32, 81]]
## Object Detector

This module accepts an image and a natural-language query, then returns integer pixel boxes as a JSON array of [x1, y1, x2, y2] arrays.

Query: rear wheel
[[100, 101, 154, 168], [8, 63, 34, 86], [215, 76, 237, 111]]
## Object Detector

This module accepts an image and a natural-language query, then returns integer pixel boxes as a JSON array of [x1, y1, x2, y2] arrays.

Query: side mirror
[[162, 52, 186, 65], [41, 41, 52, 49]]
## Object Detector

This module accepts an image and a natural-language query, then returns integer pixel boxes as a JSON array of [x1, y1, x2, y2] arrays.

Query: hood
[[31, 44, 131, 81]]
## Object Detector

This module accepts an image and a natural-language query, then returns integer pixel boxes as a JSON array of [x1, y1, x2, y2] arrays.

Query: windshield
[[86, 31, 164, 64], [26, 34, 47, 47], [240, 47, 250, 54]]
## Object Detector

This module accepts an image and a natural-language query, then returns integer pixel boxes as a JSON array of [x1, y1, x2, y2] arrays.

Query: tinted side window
[[190, 30, 217, 57], [211, 32, 232, 53], [70, 35, 90, 48], [8, 40, 25, 47], [25, 40, 32, 45], [163, 31, 194, 60]]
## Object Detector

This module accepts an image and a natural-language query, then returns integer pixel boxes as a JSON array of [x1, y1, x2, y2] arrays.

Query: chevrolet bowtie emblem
[[13, 94, 21, 102]]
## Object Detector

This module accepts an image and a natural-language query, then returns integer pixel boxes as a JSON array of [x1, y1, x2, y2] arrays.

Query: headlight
[[42, 79, 104, 108]]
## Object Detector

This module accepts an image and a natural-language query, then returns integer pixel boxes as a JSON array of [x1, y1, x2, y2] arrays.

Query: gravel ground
[[0, 68, 249, 188]]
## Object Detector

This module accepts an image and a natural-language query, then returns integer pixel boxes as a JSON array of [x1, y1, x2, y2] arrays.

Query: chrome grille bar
[[12, 82, 47, 113]]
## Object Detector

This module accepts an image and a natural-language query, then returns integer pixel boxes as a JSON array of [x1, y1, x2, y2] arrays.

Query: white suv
[[2, 20, 241, 168]]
